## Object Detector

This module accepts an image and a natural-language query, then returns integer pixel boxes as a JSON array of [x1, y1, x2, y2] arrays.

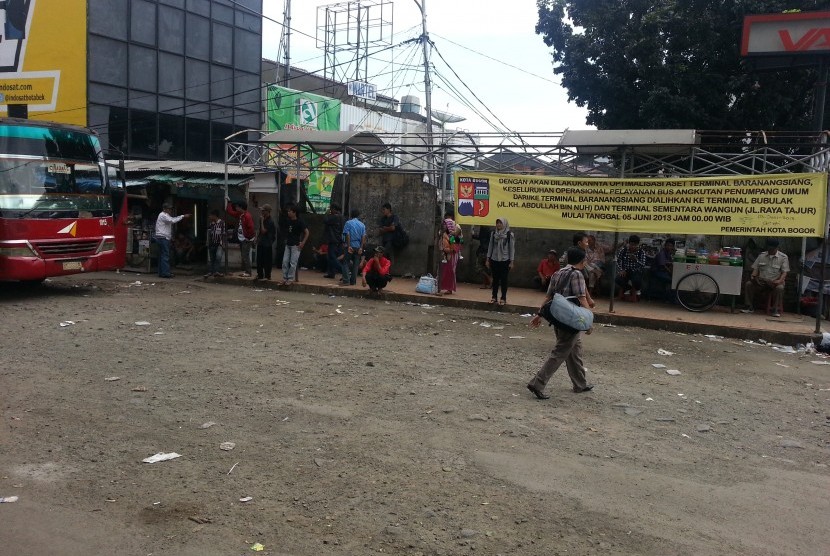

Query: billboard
[[266, 85, 341, 212], [0, 0, 87, 125], [742, 11, 830, 56], [454, 171, 827, 238]]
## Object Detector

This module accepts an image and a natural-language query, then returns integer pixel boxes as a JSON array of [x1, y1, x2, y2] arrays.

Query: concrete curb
[[210, 276, 816, 346]]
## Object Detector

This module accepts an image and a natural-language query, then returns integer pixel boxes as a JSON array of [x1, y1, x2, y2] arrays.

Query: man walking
[[154, 203, 191, 279], [341, 208, 366, 286], [527, 247, 595, 400], [226, 198, 255, 277]]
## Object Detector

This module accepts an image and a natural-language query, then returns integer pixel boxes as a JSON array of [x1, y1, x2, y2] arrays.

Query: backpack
[[392, 221, 409, 249]]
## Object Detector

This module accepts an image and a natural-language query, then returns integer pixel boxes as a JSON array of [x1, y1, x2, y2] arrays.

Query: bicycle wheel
[[675, 272, 719, 312]]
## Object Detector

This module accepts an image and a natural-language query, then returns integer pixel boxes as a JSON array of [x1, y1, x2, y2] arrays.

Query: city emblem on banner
[[457, 176, 489, 218]]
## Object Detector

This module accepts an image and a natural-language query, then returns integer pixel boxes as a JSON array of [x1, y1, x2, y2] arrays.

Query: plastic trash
[[657, 349, 674, 356], [251, 543, 265, 551], [239, 496, 253, 503], [219, 442, 236, 451], [59, 321, 75, 327], [199, 422, 217, 429], [142, 452, 182, 463], [0, 496, 19, 503], [651, 363, 667, 368], [134, 321, 151, 326], [104, 376, 121, 381], [666, 369, 681, 376]]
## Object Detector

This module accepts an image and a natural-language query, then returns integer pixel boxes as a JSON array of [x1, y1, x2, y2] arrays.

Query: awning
[[559, 129, 699, 155], [142, 173, 251, 186], [258, 130, 386, 153]]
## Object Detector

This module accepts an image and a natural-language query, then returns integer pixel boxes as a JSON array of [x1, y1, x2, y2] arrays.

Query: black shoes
[[573, 384, 594, 393], [527, 384, 550, 400]]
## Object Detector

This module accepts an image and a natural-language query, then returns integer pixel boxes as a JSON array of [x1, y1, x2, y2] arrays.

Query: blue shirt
[[342, 218, 366, 249]]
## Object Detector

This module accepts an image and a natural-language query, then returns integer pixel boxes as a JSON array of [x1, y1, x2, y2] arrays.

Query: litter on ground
[[142, 452, 182, 463]]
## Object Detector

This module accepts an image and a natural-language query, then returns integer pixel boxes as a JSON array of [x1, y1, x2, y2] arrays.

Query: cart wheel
[[676, 272, 719, 312]]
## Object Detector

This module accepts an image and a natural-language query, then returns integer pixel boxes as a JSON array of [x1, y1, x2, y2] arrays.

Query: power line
[[431, 32, 562, 87]]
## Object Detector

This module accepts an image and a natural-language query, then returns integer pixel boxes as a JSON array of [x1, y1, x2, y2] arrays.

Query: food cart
[[671, 263, 743, 312]]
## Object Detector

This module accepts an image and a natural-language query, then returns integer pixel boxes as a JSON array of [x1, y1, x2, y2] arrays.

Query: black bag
[[392, 223, 409, 249]]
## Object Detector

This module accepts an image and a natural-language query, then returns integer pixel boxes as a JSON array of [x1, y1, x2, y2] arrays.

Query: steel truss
[[225, 130, 830, 179]]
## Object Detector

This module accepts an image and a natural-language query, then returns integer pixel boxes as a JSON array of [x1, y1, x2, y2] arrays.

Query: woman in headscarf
[[437, 218, 457, 294], [485, 217, 515, 305]]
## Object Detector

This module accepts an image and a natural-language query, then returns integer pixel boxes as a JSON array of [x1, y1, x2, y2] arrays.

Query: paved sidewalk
[[209, 268, 825, 346]]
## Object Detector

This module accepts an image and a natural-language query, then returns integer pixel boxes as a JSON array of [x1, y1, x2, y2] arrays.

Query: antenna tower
[[316, 0, 393, 94]]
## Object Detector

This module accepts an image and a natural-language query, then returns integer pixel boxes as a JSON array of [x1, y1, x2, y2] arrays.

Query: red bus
[[0, 119, 126, 283]]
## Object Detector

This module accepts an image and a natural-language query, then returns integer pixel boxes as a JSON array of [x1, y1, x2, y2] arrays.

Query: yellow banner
[[0, 0, 87, 125], [455, 172, 827, 237]]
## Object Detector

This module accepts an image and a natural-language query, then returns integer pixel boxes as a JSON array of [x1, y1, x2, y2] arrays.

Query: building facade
[[0, 0, 262, 162]]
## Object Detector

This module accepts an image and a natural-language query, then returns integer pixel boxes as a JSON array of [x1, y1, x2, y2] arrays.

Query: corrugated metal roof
[[258, 130, 386, 153], [123, 160, 254, 176]]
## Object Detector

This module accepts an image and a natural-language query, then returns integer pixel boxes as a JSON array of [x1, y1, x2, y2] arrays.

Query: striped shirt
[[207, 219, 226, 247]]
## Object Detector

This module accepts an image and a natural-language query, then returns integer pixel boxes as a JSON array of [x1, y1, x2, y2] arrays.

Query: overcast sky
[[261, 1, 592, 134]]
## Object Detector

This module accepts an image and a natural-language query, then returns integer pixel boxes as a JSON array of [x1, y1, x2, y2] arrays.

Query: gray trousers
[[528, 327, 588, 392]]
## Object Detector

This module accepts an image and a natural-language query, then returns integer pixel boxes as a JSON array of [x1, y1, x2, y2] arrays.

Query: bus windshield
[[0, 124, 110, 219]]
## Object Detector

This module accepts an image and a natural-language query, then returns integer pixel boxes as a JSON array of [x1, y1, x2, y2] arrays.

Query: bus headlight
[[0, 242, 38, 258], [96, 237, 116, 254]]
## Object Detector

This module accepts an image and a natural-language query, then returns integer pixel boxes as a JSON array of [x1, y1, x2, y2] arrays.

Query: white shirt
[[154, 211, 185, 240]]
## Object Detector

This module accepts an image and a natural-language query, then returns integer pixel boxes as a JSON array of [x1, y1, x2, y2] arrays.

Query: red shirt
[[226, 202, 255, 240], [537, 258, 560, 278], [363, 256, 391, 277]]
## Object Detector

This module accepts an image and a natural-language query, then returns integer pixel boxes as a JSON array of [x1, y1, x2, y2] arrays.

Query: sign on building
[[742, 11, 830, 56], [347, 81, 377, 101], [0, 0, 87, 125]]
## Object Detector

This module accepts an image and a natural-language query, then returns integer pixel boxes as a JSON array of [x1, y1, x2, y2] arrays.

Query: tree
[[536, 1, 825, 130]]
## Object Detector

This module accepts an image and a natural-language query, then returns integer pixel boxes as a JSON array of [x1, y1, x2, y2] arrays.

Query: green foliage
[[536, 0, 826, 130]]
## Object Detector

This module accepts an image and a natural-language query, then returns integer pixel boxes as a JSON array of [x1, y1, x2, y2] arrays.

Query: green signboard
[[266, 85, 341, 212]]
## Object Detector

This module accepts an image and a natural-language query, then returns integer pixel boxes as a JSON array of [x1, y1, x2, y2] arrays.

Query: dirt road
[[1, 273, 828, 555]]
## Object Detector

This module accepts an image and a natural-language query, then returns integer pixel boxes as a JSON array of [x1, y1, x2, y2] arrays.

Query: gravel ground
[[1, 272, 829, 556]]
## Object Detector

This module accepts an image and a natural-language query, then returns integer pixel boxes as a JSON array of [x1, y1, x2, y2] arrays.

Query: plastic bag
[[415, 273, 438, 294]]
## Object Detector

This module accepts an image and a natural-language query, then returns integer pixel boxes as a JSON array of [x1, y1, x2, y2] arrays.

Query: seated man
[[533, 249, 560, 291], [649, 238, 675, 301], [173, 233, 194, 266], [742, 238, 789, 317], [615, 234, 647, 296], [312, 243, 329, 273], [585, 234, 609, 294], [362, 246, 392, 294]]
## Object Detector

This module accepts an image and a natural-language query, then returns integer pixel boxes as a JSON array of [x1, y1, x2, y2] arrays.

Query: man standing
[[280, 202, 308, 285], [255, 204, 276, 281], [154, 203, 191, 279], [742, 238, 789, 317], [378, 202, 402, 264], [615, 234, 647, 297], [322, 203, 344, 279], [649, 238, 675, 301], [527, 247, 595, 400], [533, 249, 560, 291], [205, 209, 226, 277], [226, 198, 255, 277], [341, 208, 366, 286]]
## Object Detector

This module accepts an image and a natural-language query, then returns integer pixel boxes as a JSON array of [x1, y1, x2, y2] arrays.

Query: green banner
[[266, 85, 341, 212]]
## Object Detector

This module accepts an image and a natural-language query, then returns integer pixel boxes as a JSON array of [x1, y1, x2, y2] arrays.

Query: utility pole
[[280, 0, 292, 87], [415, 0, 434, 183]]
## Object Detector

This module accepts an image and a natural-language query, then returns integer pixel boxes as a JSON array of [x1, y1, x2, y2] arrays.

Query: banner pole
[[608, 150, 627, 313]]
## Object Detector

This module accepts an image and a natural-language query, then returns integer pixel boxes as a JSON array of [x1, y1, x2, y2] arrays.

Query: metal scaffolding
[[225, 129, 830, 179]]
